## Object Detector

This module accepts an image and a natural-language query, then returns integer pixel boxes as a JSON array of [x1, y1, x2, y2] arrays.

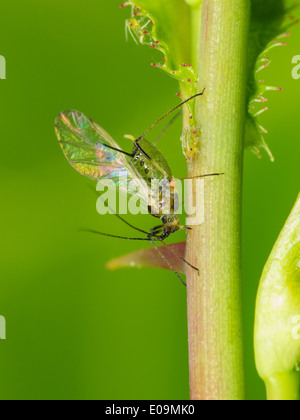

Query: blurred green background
[[0, 0, 299, 400]]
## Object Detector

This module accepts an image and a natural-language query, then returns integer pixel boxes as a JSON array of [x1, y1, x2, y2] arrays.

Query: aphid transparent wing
[[55, 111, 148, 205]]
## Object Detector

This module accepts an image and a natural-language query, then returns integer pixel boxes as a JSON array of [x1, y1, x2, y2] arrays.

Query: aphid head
[[161, 215, 180, 234]]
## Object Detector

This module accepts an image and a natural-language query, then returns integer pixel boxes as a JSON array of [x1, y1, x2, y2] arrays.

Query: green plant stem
[[266, 373, 300, 401], [186, 0, 250, 400], [190, 4, 202, 68]]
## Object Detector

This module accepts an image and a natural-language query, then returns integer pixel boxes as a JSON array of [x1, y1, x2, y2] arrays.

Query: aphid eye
[[140, 160, 145, 166]]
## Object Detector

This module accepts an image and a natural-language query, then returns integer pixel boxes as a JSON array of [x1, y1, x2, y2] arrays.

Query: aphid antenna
[[135, 90, 206, 143], [84, 191, 197, 282], [82, 228, 187, 286], [111, 214, 149, 236], [153, 110, 183, 146], [86, 183, 150, 236], [133, 91, 206, 175], [102, 202, 199, 275]]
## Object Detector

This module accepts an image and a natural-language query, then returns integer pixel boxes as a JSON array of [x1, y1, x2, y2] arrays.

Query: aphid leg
[[134, 142, 152, 160], [179, 225, 192, 231], [180, 172, 224, 180], [83, 229, 187, 286], [150, 226, 199, 274], [151, 225, 164, 235], [102, 143, 135, 159], [149, 238, 187, 287], [158, 237, 199, 274]]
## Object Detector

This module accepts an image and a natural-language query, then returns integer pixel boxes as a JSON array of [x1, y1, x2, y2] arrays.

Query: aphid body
[[130, 138, 180, 239], [55, 111, 181, 241]]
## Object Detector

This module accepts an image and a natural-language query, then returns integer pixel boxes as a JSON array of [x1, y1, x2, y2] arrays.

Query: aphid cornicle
[[55, 92, 220, 285]]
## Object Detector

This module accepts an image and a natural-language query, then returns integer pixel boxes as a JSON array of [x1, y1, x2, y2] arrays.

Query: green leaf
[[121, 1, 298, 160], [255, 193, 300, 400], [121, 0, 201, 99], [246, 0, 298, 160]]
